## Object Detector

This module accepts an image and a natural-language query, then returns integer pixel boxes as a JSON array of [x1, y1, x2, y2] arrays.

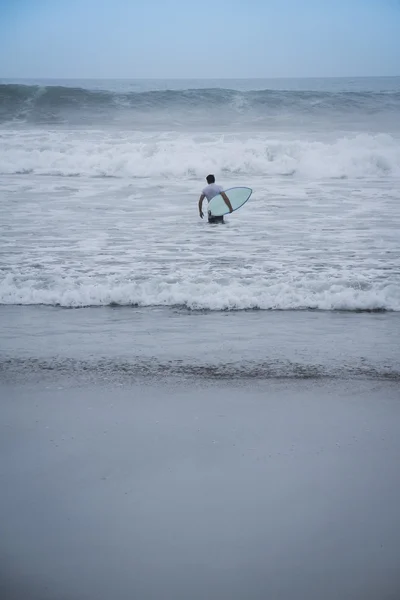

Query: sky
[[0, 0, 399, 79]]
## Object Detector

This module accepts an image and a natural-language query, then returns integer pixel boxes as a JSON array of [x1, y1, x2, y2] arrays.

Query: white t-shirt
[[202, 183, 224, 202]]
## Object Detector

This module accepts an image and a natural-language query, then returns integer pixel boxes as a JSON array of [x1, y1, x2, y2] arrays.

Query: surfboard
[[208, 187, 252, 217]]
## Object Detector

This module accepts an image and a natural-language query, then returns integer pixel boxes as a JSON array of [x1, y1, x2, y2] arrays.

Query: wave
[[0, 276, 398, 311], [1, 84, 400, 125], [1, 131, 399, 179]]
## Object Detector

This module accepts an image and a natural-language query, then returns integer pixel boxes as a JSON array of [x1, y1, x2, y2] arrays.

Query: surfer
[[198, 175, 233, 224]]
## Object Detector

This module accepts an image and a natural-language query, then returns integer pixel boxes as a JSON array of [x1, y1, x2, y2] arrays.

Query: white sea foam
[[1, 155, 399, 312], [0, 273, 398, 311], [0, 131, 399, 179]]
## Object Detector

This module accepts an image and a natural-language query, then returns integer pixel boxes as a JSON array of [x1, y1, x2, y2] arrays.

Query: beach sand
[[1, 309, 399, 600]]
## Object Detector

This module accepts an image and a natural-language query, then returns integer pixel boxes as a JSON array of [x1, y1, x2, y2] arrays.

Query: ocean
[[1, 78, 400, 600]]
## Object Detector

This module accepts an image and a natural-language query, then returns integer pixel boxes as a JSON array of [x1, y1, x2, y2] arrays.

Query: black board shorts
[[208, 212, 224, 224]]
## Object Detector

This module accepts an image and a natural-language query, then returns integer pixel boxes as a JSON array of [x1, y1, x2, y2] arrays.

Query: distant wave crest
[[1, 84, 400, 125]]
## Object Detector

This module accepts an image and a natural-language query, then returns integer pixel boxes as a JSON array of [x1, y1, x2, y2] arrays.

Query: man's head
[[206, 174, 215, 184]]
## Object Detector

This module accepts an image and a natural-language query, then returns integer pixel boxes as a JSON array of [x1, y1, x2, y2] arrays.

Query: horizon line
[[1, 75, 400, 81]]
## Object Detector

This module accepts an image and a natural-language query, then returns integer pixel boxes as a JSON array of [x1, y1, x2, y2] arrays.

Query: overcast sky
[[0, 0, 399, 78]]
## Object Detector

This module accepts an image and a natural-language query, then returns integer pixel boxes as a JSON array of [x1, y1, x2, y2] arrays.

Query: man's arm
[[221, 191, 233, 213], [198, 194, 205, 218]]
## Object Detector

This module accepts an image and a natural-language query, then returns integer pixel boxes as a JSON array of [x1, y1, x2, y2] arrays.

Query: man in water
[[198, 174, 233, 224]]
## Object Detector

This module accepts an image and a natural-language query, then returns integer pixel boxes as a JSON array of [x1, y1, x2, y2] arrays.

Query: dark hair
[[206, 174, 215, 184]]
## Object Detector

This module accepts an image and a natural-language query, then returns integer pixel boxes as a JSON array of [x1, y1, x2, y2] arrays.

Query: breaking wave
[[1, 84, 400, 126], [1, 130, 399, 179], [0, 276, 398, 311]]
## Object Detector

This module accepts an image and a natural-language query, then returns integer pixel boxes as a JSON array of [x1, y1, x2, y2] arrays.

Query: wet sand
[[1, 376, 399, 600]]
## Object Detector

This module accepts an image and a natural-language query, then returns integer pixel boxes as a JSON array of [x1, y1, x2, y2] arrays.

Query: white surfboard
[[208, 187, 252, 217]]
